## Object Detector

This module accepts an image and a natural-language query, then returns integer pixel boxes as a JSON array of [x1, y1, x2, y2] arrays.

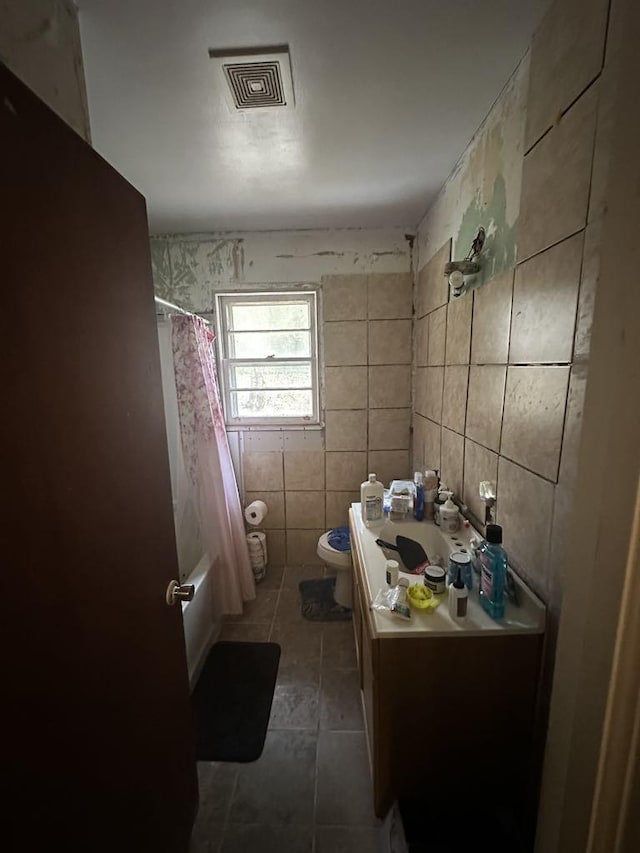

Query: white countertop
[[349, 504, 546, 639]]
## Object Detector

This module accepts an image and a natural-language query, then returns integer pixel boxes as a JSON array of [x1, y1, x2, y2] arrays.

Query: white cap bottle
[[448, 566, 468, 620], [361, 473, 384, 526], [439, 493, 460, 533], [385, 560, 400, 586]]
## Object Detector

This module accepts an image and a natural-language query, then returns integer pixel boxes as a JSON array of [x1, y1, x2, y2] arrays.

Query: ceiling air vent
[[208, 45, 295, 112]]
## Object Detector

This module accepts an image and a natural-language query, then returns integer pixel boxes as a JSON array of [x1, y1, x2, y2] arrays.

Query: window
[[215, 291, 319, 426]]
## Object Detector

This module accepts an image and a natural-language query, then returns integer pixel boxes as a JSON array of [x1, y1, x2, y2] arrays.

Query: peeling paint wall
[[150, 228, 411, 312], [417, 54, 529, 286], [413, 0, 617, 835], [0, 0, 91, 141]]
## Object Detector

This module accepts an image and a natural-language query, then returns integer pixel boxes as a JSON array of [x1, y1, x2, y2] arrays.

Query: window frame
[[214, 290, 320, 428]]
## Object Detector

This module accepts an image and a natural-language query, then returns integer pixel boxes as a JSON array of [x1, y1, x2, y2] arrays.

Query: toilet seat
[[317, 531, 351, 570]]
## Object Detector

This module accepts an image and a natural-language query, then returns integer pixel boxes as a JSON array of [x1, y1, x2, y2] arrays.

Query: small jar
[[385, 559, 400, 586], [424, 565, 446, 594], [447, 552, 473, 590]]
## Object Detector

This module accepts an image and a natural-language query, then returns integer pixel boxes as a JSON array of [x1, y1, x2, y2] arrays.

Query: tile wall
[[412, 0, 614, 632], [244, 272, 413, 566]]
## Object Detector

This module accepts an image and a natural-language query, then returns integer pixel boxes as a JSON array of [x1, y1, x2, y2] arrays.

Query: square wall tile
[[325, 410, 367, 451], [368, 273, 412, 319], [440, 428, 464, 498], [471, 269, 513, 364], [524, 0, 609, 150], [287, 529, 325, 565], [510, 232, 583, 364], [446, 293, 472, 364], [424, 418, 441, 473], [428, 306, 447, 366], [501, 366, 570, 482], [415, 316, 429, 366], [574, 220, 601, 361], [326, 451, 367, 491], [414, 367, 428, 418], [324, 321, 367, 366], [416, 241, 451, 317], [463, 440, 498, 524], [286, 491, 325, 529], [497, 457, 555, 600], [441, 366, 468, 435], [322, 275, 367, 321], [548, 364, 588, 587], [412, 415, 427, 474], [368, 450, 410, 488], [324, 366, 368, 410], [368, 408, 411, 450], [368, 365, 411, 408], [519, 84, 598, 261], [588, 64, 616, 224], [466, 366, 506, 452], [284, 451, 325, 491], [266, 530, 286, 567], [326, 492, 360, 528], [243, 451, 284, 491], [425, 367, 444, 424], [368, 320, 412, 364], [244, 491, 285, 529]]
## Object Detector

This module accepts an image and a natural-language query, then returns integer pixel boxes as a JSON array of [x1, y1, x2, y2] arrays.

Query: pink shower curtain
[[171, 314, 255, 615]]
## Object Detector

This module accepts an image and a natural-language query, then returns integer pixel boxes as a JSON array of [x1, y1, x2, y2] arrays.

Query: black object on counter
[[375, 536, 429, 572]]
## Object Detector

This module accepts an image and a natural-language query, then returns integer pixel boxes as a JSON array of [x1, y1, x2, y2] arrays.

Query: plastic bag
[[372, 582, 411, 621]]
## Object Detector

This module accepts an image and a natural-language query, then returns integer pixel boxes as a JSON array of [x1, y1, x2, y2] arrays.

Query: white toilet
[[317, 532, 353, 609]]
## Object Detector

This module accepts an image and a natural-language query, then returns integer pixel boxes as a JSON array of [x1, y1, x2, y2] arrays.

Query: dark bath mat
[[299, 576, 352, 622], [192, 641, 280, 762]]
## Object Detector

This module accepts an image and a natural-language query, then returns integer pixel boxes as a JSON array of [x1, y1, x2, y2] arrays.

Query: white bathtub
[[180, 552, 222, 689]]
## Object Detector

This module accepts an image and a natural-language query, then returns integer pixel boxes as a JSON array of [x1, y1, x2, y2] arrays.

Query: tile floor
[[189, 565, 385, 853]]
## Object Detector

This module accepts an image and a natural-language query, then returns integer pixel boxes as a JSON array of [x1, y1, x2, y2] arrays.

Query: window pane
[[229, 301, 309, 331], [231, 362, 312, 390], [232, 389, 313, 419], [229, 330, 310, 358]]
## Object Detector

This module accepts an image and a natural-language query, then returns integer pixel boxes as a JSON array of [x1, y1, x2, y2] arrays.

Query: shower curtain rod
[[154, 296, 210, 324]]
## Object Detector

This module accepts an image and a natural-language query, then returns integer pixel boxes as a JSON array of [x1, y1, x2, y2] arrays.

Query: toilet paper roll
[[246, 531, 268, 581], [245, 499, 268, 526]]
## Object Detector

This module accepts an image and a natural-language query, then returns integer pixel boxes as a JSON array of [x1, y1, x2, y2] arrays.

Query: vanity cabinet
[[349, 512, 544, 823]]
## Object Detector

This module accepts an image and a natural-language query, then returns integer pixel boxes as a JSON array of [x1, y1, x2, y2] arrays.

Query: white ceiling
[[78, 0, 543, 234]]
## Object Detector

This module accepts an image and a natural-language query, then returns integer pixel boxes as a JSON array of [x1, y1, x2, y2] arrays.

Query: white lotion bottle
[[361, 473, 384, 527], [439, 493, 460, 533]]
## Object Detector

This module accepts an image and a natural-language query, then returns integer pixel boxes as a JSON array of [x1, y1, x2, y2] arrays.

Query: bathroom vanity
[[348, 506, 545, 821]]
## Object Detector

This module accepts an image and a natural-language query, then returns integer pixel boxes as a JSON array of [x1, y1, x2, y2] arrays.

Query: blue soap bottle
[[478, 524, 508, 620], [413, 472, 425, 521]]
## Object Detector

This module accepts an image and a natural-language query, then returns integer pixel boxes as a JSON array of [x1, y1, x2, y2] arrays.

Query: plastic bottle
[[424, 470, 438, 520], [448, 565, 468, 621], [439, 493, 460, 533], [433, 484, 448, 526], [413, 472, 425, 521], [360, 473, 384, 527], [478, 524, 508, 620], [385, 559, 400, 586]]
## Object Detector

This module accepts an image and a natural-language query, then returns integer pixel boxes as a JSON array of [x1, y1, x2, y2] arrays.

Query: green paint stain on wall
[[454, 174, 517, 288]]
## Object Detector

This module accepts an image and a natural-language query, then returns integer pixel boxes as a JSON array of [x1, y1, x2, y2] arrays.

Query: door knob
[[165, 580, 195, 606]]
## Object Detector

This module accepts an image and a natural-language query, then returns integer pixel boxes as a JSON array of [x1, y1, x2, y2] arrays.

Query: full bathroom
[[4, 0, 639, 852]]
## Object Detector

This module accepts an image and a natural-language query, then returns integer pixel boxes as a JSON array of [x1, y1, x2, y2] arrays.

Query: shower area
[[155, 298, 255, 685]]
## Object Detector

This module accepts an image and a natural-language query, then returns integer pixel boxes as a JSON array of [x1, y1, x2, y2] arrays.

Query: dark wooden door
[[0, 65, 198, 851]]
